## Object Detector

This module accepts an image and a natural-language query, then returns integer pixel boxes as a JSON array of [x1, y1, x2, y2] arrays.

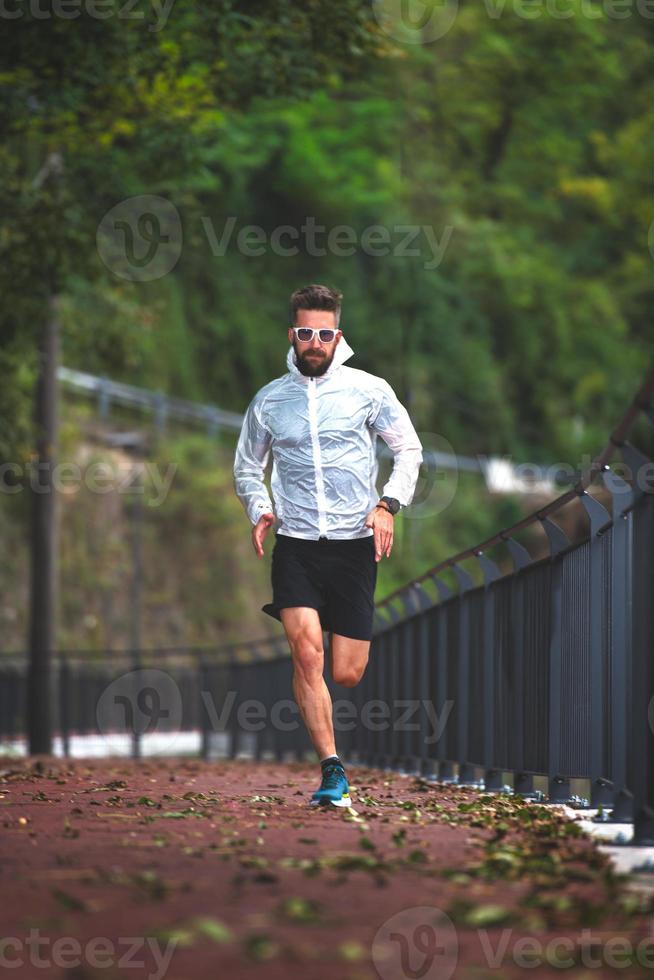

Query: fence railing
[[2, 368, 653, 844], [57, 364, 560, 488]]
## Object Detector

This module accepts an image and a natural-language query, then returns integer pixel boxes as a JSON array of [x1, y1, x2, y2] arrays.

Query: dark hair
[[290, 284, 342, 327]]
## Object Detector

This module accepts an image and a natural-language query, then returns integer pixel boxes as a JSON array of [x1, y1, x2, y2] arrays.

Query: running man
[[233, 284, 423, 806]]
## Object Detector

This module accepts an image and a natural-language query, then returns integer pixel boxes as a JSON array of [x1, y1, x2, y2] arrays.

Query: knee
[[333, 664, 364, 688], [290, 634, 324, 680]]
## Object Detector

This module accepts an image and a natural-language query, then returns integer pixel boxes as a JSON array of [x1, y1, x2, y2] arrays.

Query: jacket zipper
[[306, 378, 328, 537]]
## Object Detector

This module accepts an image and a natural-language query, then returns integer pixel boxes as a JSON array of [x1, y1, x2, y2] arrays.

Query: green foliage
[[1, 3, 652, 646]]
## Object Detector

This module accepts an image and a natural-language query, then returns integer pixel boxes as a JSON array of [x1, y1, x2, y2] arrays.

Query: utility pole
[[27, 292, 60, 755]]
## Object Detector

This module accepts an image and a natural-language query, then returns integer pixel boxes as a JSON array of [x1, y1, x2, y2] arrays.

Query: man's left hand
[[364, 506, 394, 561]]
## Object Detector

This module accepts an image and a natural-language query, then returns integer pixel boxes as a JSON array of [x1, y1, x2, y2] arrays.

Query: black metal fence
[[356, 461, 652, 827], [2, 370, 653, 844]]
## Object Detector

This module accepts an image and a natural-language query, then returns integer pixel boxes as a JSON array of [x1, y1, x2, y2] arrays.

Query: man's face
[[288, 309, 342, 378]]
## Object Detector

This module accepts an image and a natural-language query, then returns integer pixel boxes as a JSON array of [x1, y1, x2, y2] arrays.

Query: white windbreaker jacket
[[233, 336, 423, 540]]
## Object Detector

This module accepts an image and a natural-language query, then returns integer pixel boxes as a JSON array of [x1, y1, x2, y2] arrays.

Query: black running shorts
[[262, 533, 378, 641]]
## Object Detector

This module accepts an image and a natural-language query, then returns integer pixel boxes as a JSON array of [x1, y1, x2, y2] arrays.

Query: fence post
[[623, 442, 654, 845], [602, 469, 635, 821], [415, 613, 430, 776], [397, 590, 427, 775], [453, 563, 477, 786], [407, 585, 434, 777], [361, 629, 374, 767], [154, 391, 168, 434], [371, 618, 387, 769], [540, 516, 572, 804], [382, 615, 399, 769], [505, 536, 535, 797], [385, 620, 402, 772], [98, 377, 110, 420], [207, 410, 221, 439], [432, 576, 455, 782], [578, 488, 613, 807], [475, 552, 502, 791]]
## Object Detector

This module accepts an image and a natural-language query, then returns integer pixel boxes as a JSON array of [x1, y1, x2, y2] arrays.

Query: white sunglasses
[[291, 326, 339, 343]]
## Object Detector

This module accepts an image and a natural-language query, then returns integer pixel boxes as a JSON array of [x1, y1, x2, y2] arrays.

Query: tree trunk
[[27, 293, 60, 756]]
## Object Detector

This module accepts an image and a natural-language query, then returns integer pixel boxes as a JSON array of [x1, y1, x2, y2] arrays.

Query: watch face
[[382, 496, 400, 515]]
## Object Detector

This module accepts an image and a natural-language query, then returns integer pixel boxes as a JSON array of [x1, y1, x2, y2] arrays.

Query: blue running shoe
[[310, 762, 351, 808]]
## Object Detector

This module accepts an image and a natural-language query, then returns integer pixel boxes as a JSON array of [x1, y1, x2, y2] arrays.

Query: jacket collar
[[286, 335, 355, 385]]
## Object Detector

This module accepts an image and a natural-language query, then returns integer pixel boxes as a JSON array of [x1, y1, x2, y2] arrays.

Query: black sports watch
[[377, 496, 401, 516]]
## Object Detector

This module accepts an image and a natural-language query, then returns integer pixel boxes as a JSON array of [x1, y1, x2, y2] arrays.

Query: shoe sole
[[309, 795, 352, 809]]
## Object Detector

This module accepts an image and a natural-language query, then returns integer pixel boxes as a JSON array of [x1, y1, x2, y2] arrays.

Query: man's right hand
[[252, 512, 275, 558]]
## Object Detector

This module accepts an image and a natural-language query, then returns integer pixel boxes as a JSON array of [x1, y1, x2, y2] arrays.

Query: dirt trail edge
[[1, 757, 652, 980]]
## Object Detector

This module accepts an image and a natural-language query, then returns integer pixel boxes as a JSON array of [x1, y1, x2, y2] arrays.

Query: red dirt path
[[1, 756, 652, 980]]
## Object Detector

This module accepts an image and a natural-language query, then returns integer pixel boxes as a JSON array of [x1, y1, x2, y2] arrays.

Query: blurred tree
[[0, 0, 386, 459], [1, 1, 652, 644]]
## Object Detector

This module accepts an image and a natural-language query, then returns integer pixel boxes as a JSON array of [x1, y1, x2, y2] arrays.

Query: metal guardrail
[[57, 364, 562, 488], [57, 366, 245, 434]]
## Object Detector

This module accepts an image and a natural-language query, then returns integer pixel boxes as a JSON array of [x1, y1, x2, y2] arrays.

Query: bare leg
[[280, 607, 336, 760], [329, 634, 371, 687]]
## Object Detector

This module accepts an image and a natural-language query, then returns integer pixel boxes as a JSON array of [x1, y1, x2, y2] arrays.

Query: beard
[[293, 343, 335, 377]]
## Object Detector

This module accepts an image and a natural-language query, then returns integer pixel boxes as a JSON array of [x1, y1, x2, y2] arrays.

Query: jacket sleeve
[[233, 395, 274, 526], [369, 380, 423, 507]]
